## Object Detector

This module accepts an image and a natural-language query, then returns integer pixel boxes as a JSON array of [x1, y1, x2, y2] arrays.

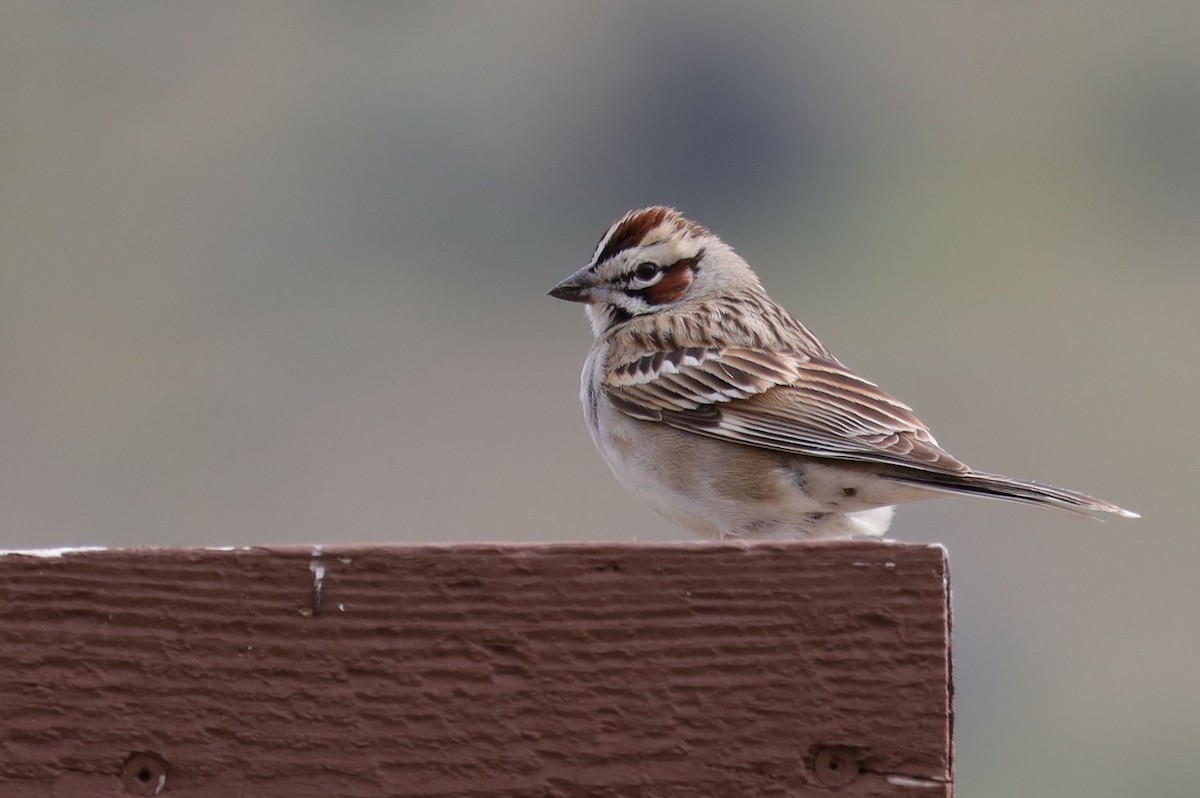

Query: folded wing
[[604, 346, 969, 475]]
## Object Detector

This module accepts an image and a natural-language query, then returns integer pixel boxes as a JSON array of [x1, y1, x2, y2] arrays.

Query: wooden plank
[[0, 541, 952, 797]]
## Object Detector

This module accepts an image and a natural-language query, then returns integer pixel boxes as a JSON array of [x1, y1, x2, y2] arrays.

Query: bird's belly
[[589, 402, 903, 539]]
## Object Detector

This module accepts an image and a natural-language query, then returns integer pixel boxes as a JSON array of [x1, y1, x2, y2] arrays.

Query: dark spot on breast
[[584, 379, 600, 426], [606, 306, 633, 326], [842, 487, 858, 498]]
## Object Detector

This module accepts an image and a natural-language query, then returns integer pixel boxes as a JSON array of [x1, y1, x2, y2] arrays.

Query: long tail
[[890, 470, 1140, 519]]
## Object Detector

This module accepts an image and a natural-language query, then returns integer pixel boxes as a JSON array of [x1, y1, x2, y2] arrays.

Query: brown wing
[[604, 346, 969, 475]]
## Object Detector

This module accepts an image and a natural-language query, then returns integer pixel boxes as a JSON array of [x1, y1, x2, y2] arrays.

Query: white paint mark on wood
[[886, 774, 947, 788], [0, 546, 108, 558]]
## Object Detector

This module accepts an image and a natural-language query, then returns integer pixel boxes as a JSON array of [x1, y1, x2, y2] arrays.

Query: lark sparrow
[[549, 206, 1138, 539]]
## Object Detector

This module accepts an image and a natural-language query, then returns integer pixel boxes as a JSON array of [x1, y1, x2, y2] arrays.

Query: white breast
[[579, 341, 906, 540]]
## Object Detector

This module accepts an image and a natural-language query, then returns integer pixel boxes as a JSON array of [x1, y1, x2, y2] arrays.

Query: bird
[[548, 206, 1138, 539]]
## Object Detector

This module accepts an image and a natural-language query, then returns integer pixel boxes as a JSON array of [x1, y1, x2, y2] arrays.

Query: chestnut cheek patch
[[646, 258, 697, 305]]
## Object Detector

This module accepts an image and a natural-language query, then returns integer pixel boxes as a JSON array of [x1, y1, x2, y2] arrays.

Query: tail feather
[[891, 470, 1140, 519]]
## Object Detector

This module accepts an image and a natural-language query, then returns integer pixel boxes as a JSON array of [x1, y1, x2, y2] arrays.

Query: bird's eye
[[634, 263, 659, 281]]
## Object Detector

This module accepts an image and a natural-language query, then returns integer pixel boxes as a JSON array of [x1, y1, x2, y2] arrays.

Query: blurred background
[[2, 2, 1196, 795]]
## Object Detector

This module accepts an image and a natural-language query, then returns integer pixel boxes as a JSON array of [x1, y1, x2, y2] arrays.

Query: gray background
[[3, 3, 1196, 795]]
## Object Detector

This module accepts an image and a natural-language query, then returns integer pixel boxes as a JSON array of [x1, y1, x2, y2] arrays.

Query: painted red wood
[[0, 541, 952, 797]]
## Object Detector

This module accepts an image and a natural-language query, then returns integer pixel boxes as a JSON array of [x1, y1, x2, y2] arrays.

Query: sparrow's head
[[549, 207, 760, 334]]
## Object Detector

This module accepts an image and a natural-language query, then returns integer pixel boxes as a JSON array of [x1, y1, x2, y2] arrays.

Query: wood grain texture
[[0, 541, 952, 797]]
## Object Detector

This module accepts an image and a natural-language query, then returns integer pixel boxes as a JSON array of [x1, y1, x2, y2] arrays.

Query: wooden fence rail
[[0, 541, 952, 797]]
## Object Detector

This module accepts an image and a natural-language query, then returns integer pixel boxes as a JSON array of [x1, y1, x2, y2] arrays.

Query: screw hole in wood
[[121, 751, 168, 796], [812, 745, 859, 787]]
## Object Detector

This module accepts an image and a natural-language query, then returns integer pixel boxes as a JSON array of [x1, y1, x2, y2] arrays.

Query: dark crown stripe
[[594, 206, 708, 266], [595, 207, 674, 265]]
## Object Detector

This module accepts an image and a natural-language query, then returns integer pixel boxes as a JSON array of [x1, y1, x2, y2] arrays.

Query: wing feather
[[603, 345, 968, 474]]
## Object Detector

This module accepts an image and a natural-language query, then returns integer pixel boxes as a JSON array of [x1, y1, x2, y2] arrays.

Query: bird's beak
[[548, 267, 598, 303]]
